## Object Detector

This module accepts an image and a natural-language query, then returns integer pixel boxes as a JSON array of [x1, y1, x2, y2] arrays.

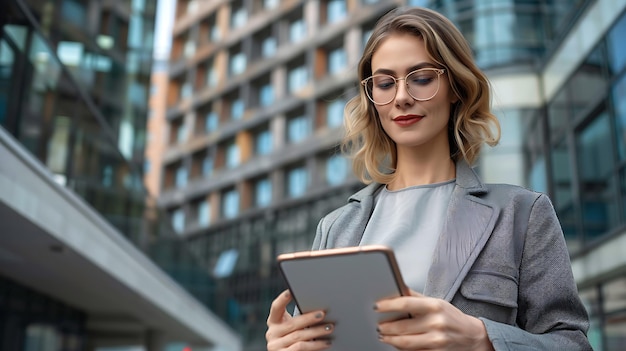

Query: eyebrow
[[372, 62, 439, 76]]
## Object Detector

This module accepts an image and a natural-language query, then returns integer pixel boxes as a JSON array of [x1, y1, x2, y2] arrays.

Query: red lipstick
[[392, 114, 423, 126]]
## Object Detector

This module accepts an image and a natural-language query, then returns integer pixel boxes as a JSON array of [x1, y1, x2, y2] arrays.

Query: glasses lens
[[368, 75, 396, 105], [406, 69, 440, 101]]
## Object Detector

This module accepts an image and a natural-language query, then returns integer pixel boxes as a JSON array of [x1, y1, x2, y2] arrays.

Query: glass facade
[[1, 1, 234, 349], [524, 9, 626, 350], [432, 0, 591, 69]]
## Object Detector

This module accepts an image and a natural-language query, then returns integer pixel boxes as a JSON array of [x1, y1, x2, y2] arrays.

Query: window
[[287, 166, 308, 198], [327, 98, 345, 127], [175, 164, 188, 188], [255, 129, 272, 155], [181, 82, 192, 99], [183, 38, 195, 58], [259, 83, 274, 107], [230, 50, 246, 76], [253, 26, 276, 59], [287, 114, 310, 143], [326, 154, 347, 185], [171, 208, 185, 234], [289, 18, 306, 43], [576, 111, 618, 239], [222, 189, 239, 219], [262, 37, 277, 57], [607, 12, 626, 75], [613, 74, 626, 161], [288, 64, 308, 93], [328, 47, 347, 74], [197, 200, 210, 227], [226, 142, 240, 168], [205, 111, 218, 132], [231, 1, 248, 29], [255, 177, 272, 207], [176, 122, 187, 143], [202, 155, 213, 176], [231, 98, 244, 120], [326, 0, 347, 24], [61, 0, 86, 27], [206, 65, 218, 87]]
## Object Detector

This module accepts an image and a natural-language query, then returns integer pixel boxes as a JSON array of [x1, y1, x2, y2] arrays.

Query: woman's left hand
[[375, 290, 495, 351]]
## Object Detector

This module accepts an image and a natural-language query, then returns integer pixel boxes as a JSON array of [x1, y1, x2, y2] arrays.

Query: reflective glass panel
[[328, 47, 346, 74], [287, 115, 310, 143], [576, 111, 617, 240], [607, 12, 626, 75], [326, 154, 347, 185], [287, 166, 308, 198], [327, 99, 345, 128], [223, 189, 239, 218], [551, 138, 579, 249], [612, 73, 626, 161], [255, 178, 272, 207], [226, 142, 240, 168]]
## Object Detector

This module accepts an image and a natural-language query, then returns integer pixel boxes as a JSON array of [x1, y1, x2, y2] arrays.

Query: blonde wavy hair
[[343, 6, 500, 184]]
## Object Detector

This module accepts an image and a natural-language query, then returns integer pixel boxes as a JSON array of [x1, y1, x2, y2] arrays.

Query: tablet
[[277, 245, 409, 351]]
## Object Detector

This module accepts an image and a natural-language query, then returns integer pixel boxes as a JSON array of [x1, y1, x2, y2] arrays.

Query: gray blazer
[[311, 161, 591, 350]]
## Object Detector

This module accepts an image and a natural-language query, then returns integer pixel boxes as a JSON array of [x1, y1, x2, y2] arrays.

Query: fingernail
[[315, 312, 323, 319], [284, 291, 290, 298], [373, 304, 378, 310], [376, 326, 380, 333], [378, 334, 383, 340], [324, 324, 332, 331]]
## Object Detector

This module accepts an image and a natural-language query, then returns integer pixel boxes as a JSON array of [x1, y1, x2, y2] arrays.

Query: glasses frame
[[361, 67, 446, 105]]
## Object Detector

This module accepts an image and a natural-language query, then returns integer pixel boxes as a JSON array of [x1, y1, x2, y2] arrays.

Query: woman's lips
[[392, 115, 423, 126]]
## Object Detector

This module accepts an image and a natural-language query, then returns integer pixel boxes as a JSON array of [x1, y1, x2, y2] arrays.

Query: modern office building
[[0, 0, 240, 350], [154, 0, 625, 350]]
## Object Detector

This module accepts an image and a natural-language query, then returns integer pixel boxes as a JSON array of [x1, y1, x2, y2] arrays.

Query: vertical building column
[[304, 0, 320, 37], [345, 27, 362, 68]]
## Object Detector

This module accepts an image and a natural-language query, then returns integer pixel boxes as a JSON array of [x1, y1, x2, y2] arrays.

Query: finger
[[267, 290, 293, 325], [268, 339, 332, 351], [378, 316, 428, 336], [267, 324, 334, 351], [267, 310, 327, 341], [375, 295, 438, 317], [287, 323, 334, 347]]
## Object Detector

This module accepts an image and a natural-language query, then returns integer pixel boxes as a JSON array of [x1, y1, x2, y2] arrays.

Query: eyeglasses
[[361, 67, 446, 105]]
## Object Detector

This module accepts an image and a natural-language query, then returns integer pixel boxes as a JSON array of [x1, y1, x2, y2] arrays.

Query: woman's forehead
[[371, 34, 433, 73]]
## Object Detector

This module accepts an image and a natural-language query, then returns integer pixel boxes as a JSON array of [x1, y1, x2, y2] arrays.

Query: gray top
[[360, 180, 455, 293]]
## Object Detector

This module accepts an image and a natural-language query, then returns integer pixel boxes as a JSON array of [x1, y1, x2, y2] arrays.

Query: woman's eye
[[375, 80, 395, 89], [410, 75, 434, 85]]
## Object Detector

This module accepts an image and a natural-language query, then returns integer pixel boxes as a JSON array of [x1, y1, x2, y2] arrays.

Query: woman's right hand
[[266, 289, 334, 351]]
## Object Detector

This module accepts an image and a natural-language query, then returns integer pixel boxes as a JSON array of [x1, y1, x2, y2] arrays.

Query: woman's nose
[[394, 81, 414, 106]]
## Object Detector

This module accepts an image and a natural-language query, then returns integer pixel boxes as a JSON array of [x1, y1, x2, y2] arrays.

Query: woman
[[266, 6, 591, 351]]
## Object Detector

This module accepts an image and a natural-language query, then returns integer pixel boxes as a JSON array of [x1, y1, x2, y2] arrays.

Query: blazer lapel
[[326, 184, 380, 248], [423, 162, 500, 301]]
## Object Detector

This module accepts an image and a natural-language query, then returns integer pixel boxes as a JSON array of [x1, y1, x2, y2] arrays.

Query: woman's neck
[[387, 150, 456, 191]]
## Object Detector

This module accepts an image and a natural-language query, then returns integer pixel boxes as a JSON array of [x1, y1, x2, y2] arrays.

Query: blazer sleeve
[[481, 194, 592, 350]]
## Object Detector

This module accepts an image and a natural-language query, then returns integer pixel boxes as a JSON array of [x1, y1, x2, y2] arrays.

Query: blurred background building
[[153, 0, 626, 350], [0, 0, 240, 350], [1, 0, 625, 350]]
